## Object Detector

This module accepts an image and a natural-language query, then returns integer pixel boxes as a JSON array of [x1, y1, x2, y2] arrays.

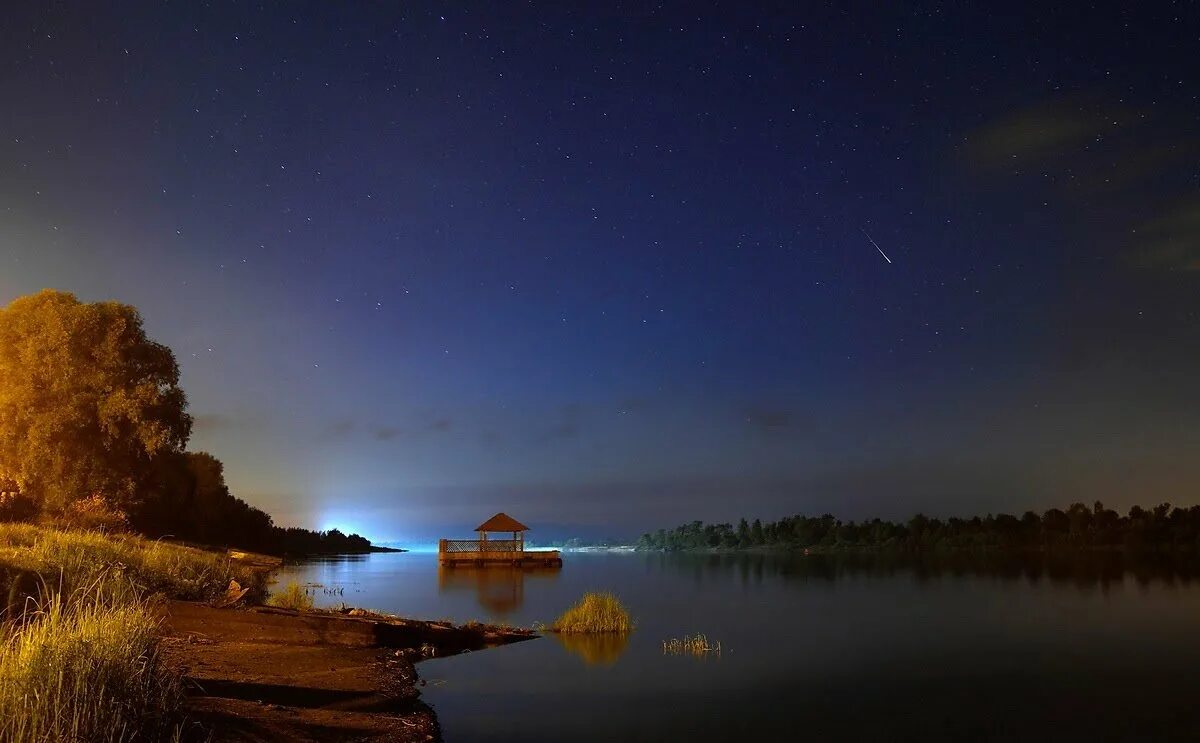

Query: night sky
[[2, 3, 1198, 543]]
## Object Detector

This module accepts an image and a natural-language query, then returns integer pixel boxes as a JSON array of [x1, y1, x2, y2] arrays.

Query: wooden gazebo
[[438, 512, 562, 568], [476, 512, 528, 550]]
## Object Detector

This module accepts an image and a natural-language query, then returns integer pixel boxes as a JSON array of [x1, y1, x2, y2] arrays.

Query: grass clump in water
[[662, 633, 721, 656], [550, 592, 633, 634], [267, 581, 313, 611]]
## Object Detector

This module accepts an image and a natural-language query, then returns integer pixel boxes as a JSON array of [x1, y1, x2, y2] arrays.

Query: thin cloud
[[192, 413, 234, 432], [1134, 198, 1200, 271], [743, 405, 803, 435], [532, 404, 584, 444], [966, 99, 1200, 271], [373, 426, 402, 441]]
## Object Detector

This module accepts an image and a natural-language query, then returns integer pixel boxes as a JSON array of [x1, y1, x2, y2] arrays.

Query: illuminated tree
[[0, 290, 191, 514]]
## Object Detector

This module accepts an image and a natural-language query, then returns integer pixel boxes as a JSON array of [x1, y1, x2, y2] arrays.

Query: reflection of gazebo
[[438, 512, 562, 567], [437, 564, 557, 615]]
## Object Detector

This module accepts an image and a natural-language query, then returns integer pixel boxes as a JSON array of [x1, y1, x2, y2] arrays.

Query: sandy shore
[[161, 601, 536, 742]]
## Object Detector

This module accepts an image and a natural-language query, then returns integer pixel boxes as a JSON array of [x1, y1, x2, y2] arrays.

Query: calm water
[[277, 551, 1200, 742]]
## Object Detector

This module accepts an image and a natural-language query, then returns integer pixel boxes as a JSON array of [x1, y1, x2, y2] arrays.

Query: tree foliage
[[0, 290, 377, 555], [0, 290, 191, 513]]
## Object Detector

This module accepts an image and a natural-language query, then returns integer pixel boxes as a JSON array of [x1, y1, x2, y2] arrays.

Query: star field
[[1, 2, 1198, 542]]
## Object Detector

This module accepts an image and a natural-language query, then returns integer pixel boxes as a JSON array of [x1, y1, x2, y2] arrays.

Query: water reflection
[[646, 550, 1200, 590], [437, 565, 560, 616], [281, 550, 1200, 743], [553, 631, 631, 666]]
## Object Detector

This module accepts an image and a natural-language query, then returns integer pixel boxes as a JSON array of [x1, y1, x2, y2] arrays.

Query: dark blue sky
[[2, 2, 1198, 543]]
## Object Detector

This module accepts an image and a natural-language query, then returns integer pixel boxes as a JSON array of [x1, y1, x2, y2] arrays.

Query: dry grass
[[662, 633, 722, 656], [0, 523, 275, 742], [0, 523, 267, 608], [550, 592, 633, 634], [0, 587, 188, 742], [267, 581, 313, 611]]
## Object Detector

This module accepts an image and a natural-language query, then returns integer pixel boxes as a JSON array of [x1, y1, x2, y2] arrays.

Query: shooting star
[[861, 228, 892, 264]]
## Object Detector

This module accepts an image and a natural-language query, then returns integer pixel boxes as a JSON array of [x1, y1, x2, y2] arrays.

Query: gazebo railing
[[440, 539, 523, 553]]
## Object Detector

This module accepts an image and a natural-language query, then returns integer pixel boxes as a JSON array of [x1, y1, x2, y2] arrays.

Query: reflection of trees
[[646, 550, 1200, 591], [554, 631, 630, 666], [437, 565, 559, 616]]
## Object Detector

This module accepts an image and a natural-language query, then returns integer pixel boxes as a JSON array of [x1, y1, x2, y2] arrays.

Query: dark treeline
[[528, 537, 630, 549], [637, 502, 1200, 553], [2, 449, 378, 556], [133, 452, 378, 555]]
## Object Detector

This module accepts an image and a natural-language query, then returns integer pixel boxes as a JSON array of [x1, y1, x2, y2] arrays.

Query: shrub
[[267, 581, 313, 611], [551, 592, 633, 634], [59, 494, 130, 533]]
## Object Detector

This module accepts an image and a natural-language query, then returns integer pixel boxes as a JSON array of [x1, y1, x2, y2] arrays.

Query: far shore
[[297, 544, 407, 556]]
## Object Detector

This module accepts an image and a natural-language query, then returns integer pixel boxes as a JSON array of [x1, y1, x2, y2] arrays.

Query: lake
[[276, 551, 1200, 742]]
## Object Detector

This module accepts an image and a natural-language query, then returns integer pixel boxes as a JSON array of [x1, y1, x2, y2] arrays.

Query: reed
[[267, 581, 314, 611], [551, 592, 633, 634], [0, 523, 276, 742], [662, 633, 722, 656], [0, 586, 187, 743]]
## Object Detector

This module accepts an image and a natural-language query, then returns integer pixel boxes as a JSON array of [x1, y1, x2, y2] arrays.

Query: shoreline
[[163, 599, 536, 741]]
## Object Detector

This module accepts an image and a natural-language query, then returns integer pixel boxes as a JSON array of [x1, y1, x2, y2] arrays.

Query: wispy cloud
[[192, 413, 235, 432], [968, 102, 1110, 165], [966, 98, 1200, 271], [373, 426, 401, 441], [531, 404, 583, 444], [192, 412, 269, 434], [319, 419, 356, 441], [1133, 199, 1200, 271], [743, 406, 797, 433]]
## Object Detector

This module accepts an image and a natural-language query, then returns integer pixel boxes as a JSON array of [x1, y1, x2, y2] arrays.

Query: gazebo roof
[[475, 512, 529, 532]]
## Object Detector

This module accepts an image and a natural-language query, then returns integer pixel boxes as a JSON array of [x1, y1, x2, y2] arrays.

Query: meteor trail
[[861, 228, 893, 264]]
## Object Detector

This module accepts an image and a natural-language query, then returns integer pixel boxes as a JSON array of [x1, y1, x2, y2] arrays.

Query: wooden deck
[[438, 539, 562, 568]]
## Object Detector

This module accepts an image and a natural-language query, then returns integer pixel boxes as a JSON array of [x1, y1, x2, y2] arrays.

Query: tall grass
[[0, 524, 273, 742], [551, 592, 633, 634], [0, 523, 266, 608], [0, 587, 186, 742]]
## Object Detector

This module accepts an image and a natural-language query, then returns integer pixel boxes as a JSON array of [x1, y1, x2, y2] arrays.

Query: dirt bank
[[162, 601, 536, 742]]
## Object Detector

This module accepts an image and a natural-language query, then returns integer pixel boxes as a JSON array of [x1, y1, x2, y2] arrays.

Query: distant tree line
[[527, 537, 629, 549], [134, 451, 375, 555], [637, 502, 1200, 553], [0, 290, 377, 555]]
